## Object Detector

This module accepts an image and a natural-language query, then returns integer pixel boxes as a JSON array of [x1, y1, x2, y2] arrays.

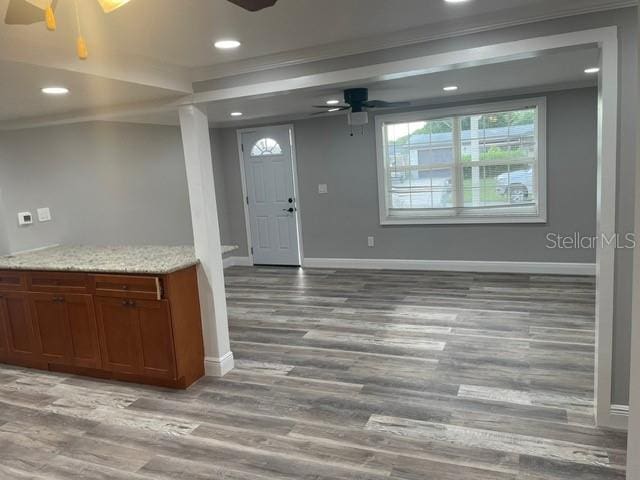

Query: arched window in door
[[250, 137, 282, 156]]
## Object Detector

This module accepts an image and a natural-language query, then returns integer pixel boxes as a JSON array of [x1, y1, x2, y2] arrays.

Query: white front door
[[241, 126, 301, 266]]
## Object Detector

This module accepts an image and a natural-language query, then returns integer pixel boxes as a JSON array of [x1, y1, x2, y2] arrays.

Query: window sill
[[380, 214, 547, 225]]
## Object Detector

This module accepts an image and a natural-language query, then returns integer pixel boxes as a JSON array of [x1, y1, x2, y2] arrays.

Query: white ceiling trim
[[191, 0, 636, 82], [185, 28, 610, 106]]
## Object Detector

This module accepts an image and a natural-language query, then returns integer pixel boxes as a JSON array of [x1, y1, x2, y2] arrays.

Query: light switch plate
[[368, 236, 375, 248], [318, 184, 328, 194], [37, 207, 52, 222]]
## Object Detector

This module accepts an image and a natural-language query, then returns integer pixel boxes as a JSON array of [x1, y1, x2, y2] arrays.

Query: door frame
[[236, 124, 304, 266]]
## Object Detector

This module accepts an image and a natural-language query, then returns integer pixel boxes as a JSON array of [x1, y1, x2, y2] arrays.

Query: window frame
[[375, 97, 547, 225]]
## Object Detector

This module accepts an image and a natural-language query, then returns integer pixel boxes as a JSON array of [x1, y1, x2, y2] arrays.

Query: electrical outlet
[[367, 236, 375, 248], [318, 184, 328, 194]]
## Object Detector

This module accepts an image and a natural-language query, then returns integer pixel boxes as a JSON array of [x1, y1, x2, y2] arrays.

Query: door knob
[[283, 207, 295, 213]]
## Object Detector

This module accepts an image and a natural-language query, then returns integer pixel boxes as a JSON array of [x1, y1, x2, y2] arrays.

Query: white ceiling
[[0, 0, 629, 127], [0, 60, 181, 122], [0, 0, 627, 68], [118, 46, 599, 127]]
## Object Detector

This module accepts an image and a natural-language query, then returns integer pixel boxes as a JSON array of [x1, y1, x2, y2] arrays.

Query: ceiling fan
[[312, 88, 410, 130], [4, 0, 278, 60]]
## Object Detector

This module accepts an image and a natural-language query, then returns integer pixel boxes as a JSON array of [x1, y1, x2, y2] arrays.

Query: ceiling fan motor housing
[[344, 88, 369, 112]]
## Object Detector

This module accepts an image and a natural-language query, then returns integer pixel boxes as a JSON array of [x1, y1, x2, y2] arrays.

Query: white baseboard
[[302, 258, 596, 275], [223, 256, 252, 268], [204, 351, 235, 377]]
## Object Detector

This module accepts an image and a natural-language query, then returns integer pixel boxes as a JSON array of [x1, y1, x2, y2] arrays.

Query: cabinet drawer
[[27, 272, 89, 293], [0, 271, 26, 292], [91, 275, 162, 300]]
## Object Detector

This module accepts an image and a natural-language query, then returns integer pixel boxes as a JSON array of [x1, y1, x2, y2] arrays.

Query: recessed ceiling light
[[214, 39, 241, 50], [584, 67, 600, 74], [443, 85, 459, 91], [230, 112, 243, 117], [41, 86, 69, 95], [328, 108, 340, 112], [326, 99, 340, 105]]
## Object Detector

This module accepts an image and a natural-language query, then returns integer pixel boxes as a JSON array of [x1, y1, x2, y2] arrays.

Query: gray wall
[[0, 189, 10, 255], [0, 122, 194, 252], [211, 128, 235, 248], [213, 88, 597, 263]]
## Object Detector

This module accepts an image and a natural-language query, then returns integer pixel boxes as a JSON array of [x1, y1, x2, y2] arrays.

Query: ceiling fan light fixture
[[96, 0, 131, 13], [76, 35, 88, 60], [44, 3, 55, 30], [215, 39, 241, 50], [326, 99, 340, 105]]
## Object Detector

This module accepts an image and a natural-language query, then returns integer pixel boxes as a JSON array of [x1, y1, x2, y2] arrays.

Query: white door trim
[[627, 7, 640, 476], [592, 26, 620, 430], [236, 124, 304, 266]]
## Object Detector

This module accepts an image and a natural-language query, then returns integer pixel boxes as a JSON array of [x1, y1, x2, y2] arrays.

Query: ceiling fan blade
[[363, 100, 411, 108], [227, 0, 277, 12], [312, 105, 349, 109], [4, 0, 46, 24], [311, 107, 350, 115], [97, 0, 132, 13]]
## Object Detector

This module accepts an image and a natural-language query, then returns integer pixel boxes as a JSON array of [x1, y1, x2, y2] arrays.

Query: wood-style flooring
[[0, 266, 628, 479]]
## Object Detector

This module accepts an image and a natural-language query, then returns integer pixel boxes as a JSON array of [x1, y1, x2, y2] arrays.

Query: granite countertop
[[0, 245, 239, 275]]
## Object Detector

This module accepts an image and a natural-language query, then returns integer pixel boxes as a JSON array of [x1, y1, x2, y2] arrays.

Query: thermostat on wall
[[17, 211, 33, 226]]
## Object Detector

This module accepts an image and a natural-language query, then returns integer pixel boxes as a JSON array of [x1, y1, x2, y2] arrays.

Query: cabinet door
[[0, 292, 38, 364], [65, 295, 101, 369], [95, 297, 142, 375], [0, 304, 9, 362], [29, 293, 70, 365], [136, 299, 176, 380], [95, 297, 176, 380], [30, 293, 101, 368]]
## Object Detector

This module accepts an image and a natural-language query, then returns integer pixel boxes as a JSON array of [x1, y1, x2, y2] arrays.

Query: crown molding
[[191, 0, 636, 82]]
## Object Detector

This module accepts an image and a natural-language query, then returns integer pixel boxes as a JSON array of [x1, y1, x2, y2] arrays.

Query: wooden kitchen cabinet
[[96, 297, 176, 380], [0, 266, 204, 388], [0, 302, 9, 362], [0, 292, 40, 367], [29, 293, 101, 369]]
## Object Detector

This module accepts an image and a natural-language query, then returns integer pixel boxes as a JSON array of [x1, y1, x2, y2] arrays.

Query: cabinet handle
[[121, 299, 136, 308], [121, 285, 129, 290], [53, 296, 65, 303]]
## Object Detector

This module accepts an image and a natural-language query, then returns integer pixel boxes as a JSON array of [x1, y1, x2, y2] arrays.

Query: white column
[[627, 8, 640, 477], [178, 104, 233, 377]]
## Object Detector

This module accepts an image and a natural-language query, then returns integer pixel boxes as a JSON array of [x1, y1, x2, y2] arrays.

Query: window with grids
[[376, 98, 546, 224]]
